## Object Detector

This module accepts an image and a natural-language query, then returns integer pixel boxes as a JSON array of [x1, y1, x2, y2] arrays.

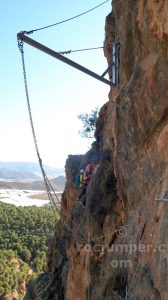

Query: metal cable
[[59, 46, 104, 55], [21, 0, 110, 35]]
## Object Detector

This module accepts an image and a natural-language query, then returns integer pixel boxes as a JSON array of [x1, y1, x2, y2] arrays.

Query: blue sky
[[1, 0, 111, 168]]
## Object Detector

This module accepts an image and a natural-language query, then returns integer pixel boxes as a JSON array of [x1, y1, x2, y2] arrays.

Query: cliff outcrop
[[26, 1, 168, 299]]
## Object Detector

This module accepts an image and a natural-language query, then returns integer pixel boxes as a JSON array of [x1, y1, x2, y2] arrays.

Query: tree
[[0, 201, 57, 298], [78, 107, 99, 138], [21, 248, 31, 261]]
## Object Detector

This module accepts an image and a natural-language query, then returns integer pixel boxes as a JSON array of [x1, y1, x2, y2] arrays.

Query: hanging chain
[[17, 37, 60, 214], [17, 38, 91, 239], [17, 39, 41, 162]]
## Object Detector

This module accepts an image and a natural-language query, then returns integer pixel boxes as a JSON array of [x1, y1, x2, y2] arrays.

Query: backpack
[[79, 173, 84, 188], [74, 173, 84, 188], [74, 175, 80, 188]]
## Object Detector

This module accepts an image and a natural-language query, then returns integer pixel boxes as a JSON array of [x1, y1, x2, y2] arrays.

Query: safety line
[[126, 262, 140, 297], [59, 46, 104, 55], [21, 0, 110, 35]]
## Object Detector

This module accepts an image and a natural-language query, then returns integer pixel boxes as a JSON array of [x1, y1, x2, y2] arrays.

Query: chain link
[[17, 36, 60, 214], [17, 37, 92, 240]]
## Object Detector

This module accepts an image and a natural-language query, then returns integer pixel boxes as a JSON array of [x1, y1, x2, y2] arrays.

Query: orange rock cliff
[[25, 1, 168, 299]]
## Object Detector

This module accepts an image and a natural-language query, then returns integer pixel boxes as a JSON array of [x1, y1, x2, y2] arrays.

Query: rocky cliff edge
[[25, 1, 168, 299]]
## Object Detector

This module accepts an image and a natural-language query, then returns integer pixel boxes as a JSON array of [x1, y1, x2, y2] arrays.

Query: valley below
[[0, 163, 65, 207], [0, 189, 62, 207]]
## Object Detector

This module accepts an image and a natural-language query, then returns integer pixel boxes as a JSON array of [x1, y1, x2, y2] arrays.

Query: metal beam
[[17, 32, 113, 87], [101, 60, 114, 78]]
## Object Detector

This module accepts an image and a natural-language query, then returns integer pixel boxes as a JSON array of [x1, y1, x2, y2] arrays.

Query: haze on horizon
[[1, 1, 111, 168]]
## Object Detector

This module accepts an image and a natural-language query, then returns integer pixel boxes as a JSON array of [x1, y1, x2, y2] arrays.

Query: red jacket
[[84, 170, 92, 185]]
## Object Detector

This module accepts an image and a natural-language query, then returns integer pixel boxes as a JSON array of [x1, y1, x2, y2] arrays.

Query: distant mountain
[[0, 162, 65, 181], [0, 176, 66, 191], [0, 169, 41, 180]]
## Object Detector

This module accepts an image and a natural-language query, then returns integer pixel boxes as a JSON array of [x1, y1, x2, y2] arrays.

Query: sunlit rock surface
[[25, 1, 168, 299]]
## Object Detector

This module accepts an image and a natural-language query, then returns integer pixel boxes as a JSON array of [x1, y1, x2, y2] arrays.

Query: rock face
[[26, 1, 168, 299]]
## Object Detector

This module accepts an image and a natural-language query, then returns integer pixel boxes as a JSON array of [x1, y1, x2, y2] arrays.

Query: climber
[[84, 164, 94, 185], [78, 164, 94, 201]]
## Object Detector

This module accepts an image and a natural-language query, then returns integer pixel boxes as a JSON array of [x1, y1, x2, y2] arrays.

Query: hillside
[[0, 250, 31, 300], [0, 162, 64, 181], [0, 202, 57, 299], [0, 176, 66, 191]]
